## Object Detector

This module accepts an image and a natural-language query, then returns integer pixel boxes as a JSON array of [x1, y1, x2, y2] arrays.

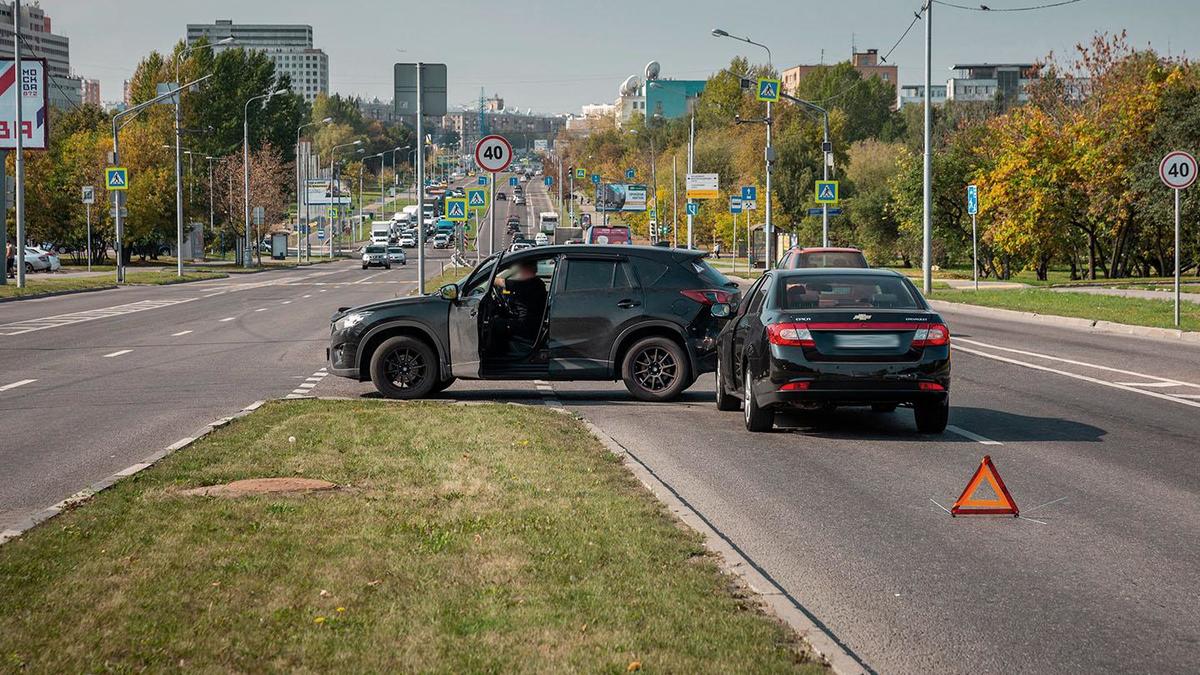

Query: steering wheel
[[489, 282, 512, 315]]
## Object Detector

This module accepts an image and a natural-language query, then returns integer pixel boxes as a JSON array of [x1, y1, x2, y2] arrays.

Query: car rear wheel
[[871, 403, 898, 413], [25, 262, 34, 274], [914, 396, 949, 433], [370, 336, 437, 400], [621, 336, 690, 402], [715, 355, 740, 411], [743, 367, 774, 432]]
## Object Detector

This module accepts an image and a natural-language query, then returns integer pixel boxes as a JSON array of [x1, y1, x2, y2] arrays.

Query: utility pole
[[922, 1, 933, 294], [14, 0, 25, 288], [416, 62, 427, 294], [672, 153, 678, 248], [686, 114, 694, 249]]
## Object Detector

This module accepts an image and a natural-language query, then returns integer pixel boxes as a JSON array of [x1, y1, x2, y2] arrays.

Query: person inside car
[[492, 260, 547, 354]]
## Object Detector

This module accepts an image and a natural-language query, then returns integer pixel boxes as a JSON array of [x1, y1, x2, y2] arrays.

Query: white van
[[370, 221, 392, 244], [538, 212, 559, 234]]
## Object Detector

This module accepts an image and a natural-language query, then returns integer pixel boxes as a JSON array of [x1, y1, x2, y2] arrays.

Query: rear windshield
[[794, 251, 868, 268], [387, 247, 402, 253], [777, 274, 922, 310], [366, 246, 385, 253]]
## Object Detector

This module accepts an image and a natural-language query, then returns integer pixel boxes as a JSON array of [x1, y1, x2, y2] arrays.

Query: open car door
[[446, 255, 501, 379]]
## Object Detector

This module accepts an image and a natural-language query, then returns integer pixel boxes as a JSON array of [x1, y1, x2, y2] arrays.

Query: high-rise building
[[186, 19, 329, 102], [0, 1, 82, 110], [81, 78, 100, 106]]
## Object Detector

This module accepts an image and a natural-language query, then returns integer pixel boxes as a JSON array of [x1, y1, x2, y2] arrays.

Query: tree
[[844, 139, 906, 264]]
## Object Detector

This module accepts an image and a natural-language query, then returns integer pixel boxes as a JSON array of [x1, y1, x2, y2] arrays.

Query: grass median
[[930, 287, 1200, 332], [0, 400, 821, 673], [0, 270, 227, 300]]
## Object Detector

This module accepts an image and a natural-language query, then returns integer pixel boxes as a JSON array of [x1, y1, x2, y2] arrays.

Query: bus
[[538, 212, 559, 234]]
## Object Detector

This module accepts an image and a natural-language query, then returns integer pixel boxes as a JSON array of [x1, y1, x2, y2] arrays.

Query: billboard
[[0, 59, 49, 150], [305, 179, 351, 206], [533, 139, 549, 152], [595, 183, 647, 212], [686, 173, 719, 199], [394, 63, 447, 117]]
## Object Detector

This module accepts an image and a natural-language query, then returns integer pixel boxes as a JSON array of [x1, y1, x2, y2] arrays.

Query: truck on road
[[370, 221, 393, 245]]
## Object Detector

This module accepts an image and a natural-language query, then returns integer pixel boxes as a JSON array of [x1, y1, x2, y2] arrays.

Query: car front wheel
[[914, 396, 949, 433], [621, 336, 690, 402], [715, 354, 740, 411], [369, 336, 437, 399], [743, 367, 775, 432]]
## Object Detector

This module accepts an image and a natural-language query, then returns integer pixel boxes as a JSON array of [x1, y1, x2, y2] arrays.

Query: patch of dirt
[[181, 478, 340, 497]]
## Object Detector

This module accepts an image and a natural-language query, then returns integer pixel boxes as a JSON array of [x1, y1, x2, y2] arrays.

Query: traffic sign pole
[[416, 62, 425, 294], [1159, 150, 1196, 328], [1175, 187, 1181, 327]]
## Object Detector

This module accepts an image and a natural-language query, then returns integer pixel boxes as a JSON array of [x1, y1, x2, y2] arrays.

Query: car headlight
[[334, 311, 371, 333]]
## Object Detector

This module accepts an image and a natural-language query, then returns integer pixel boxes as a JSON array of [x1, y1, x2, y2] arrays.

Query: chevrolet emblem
[[853, 313, 872, 321]]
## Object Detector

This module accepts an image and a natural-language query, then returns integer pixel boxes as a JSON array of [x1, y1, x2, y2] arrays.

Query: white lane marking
[[945, 425, 1003, 445], [302, 294, 312, 298], [0, 298, 198, 336], [204, 292, 224, 298], [954, 337, 1200, 390], [171, 330, 193, 337], [281, 300, 292, 305], [353, 271, 388, 285], [1173, 394, 1200, 399], [0, 379, 37, 392], [102, 349, 132, 358], [254, 308, 268, 312], [297, 382, 316, 389], [219, 317, 235, 322], [305, 376, 324, 382], [319, 289, 327, 293], [953, 344, 1200, 410], [1113, 381, 1187, 388]]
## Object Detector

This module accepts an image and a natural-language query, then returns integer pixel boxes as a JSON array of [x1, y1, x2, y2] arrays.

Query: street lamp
[[712, 27, 775, 267], [296, 116, 333, 262], [363, 151, 385, 238], [172, 36, 233, 276], [243, 87, 289, 266], [205, 156, 216, 261], [329, 140, 364, 257], [384, 145, 410, 210]]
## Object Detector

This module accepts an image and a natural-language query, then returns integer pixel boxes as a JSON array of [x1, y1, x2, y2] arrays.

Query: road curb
[[0, 400, 267, 547], [575, 416, 870, 675], [928, 298, 1200, 344]]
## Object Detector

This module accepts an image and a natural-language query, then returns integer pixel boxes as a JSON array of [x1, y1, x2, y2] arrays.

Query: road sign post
[[967, 184, 979, 291], [1160, 150, 1197, 327]]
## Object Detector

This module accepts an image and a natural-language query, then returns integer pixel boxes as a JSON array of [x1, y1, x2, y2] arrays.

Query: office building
[[898, 84, 947, 108], [81, 78, 100, 106], [782, 49, 898, 97], [186, 19, 329, 102], [0, 1, 81, 110], [613, 62, 705, 126], [441, 102, 567, 153]]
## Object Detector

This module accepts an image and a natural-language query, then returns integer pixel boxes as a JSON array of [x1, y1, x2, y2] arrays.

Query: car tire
[[25, 262, 34, 274], [914, 396, 949, 433], [743, 366, 774, 432], [385, 263, 391, 270], [369, 336, 438, 400], [362, 264, 368, 270], [871, 403, 898, 413], [621, 336, 690, 402], [715, 354, 740, 411]]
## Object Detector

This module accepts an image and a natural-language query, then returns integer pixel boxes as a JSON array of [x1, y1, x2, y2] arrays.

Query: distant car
[[496, 192, 507, 201], [398, 234, 417, 248], [507, 222, 521, 234], [715, 268, 950, 433], [514, 195, 526, 205], [432, 233, 451, 249], [778, 247, 869, 269], [386, 246, 407, 265], [534, 232, 549, 246], [361, 245, 391, 270], [565, 238, 584, 245], [23, 247, 60, 273], [509, 240, 534, 252]]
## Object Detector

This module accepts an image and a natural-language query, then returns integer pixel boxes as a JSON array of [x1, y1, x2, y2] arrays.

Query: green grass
[[0, 401, 822, 673], [930, 287, 1200, 331], [0, 270, 226, 300], [420, 265, 476, 295]]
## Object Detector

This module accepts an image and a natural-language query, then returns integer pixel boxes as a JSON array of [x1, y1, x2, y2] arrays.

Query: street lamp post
[[297, 117, 333, 263], [243, 88, 288, 267], [329, 140, 364, 257], [712, 28, 774, 267], [364, 152, 385, 239], [173, 36, 233, 277], [205, 156, 215, 261]]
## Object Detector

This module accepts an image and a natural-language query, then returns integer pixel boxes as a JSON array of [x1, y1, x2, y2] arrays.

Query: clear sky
[[47, 0, 1198, 114]]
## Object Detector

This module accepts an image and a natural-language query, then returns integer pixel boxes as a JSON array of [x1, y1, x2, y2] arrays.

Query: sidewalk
[[1047, 284, 1200, 304]]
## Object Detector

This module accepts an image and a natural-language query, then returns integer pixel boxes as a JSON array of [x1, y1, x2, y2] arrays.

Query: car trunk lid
[[777, 311, 944, 362]]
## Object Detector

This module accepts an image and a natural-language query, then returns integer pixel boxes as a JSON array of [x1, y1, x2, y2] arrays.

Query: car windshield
[[776, 274, 922, 310], [387, 247, 402, 253], [366, 246, 385, 253], [794, 251, 868, 268]]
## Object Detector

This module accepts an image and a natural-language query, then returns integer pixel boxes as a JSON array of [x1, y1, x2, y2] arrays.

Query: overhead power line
[[933, 0, 1085, 11]]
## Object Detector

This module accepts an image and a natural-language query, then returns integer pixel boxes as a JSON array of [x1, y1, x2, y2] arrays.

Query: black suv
[[328, 245, 738, 401]]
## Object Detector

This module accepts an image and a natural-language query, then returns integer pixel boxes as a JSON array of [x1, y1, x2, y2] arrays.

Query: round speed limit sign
[[475, 134, 513, 173], [1159, 150, 1197, 190]]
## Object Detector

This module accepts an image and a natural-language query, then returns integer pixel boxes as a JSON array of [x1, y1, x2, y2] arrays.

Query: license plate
[[834, 334, 901, 349]]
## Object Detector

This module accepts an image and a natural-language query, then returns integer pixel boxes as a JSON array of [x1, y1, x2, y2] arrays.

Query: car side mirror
[[439, 283, 459, 302], [710, 302, 732, 318]]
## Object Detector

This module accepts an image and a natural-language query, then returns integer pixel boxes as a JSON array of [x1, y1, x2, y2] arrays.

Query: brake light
[[919, 382, 945, 391], [779, 381, 811, 391], [680, 288, 735, 305], [767, 322, 815, 347], [912, 323, 950, 347]]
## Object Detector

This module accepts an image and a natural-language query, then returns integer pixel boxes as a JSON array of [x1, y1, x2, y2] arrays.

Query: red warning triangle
[[951, 455, 1019, 517]]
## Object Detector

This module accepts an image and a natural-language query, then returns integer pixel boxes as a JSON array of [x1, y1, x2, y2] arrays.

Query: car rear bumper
[[756, 350, 950, 407]]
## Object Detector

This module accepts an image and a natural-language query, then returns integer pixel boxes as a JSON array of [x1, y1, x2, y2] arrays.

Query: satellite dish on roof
[[620, 75, 640, 97], [645, 61, 661, 80]]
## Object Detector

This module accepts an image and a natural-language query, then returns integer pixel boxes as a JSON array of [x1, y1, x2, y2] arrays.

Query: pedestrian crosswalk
[[0, 298, 198, 336]]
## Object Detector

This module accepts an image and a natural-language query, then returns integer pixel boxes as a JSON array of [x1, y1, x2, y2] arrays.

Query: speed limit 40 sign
[[1159, 150, 1197, 190], [475, 134, 513, 173]]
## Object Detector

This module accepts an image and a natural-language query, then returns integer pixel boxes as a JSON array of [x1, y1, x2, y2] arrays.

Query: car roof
[[773, 267, 905, 278], [788, 247, 864, 254], [500, 243, 706, 261]]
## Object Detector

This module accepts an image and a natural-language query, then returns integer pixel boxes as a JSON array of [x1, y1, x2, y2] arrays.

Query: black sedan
[[713, 268, 950, 433]]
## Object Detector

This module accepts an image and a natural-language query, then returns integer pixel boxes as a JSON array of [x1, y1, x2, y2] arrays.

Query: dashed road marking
[[0, 379, 36, 392], [0, 298, 197, 336], [288, 368, 330, 398], [102, 349, 132, 358], [219, 317, 235, 322], [254, 308, 268, 312], [946, 425, 1002, 445], [171, 330, 193, 337]]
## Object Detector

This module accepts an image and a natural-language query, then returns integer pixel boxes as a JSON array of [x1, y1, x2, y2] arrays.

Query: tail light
[[912, 323, 950, 347], [680, 288, 735, 305], [767, 322, 815, 347], [919, 382, 945, 391], [779, 381, 811, 391]]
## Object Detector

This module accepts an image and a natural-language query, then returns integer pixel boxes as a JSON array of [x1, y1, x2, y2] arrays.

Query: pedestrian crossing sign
[[445, 197, 467, 222], [756, 78, 780, 102], [466, 188, 487, 210], [575, 168, 586, 179], [105, 167, 128, 191], [328, 207, 339, 217], [815, 180, 839, 204]]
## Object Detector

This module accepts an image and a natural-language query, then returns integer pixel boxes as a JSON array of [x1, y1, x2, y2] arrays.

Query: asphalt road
[[5, 174, 1198, 671]]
